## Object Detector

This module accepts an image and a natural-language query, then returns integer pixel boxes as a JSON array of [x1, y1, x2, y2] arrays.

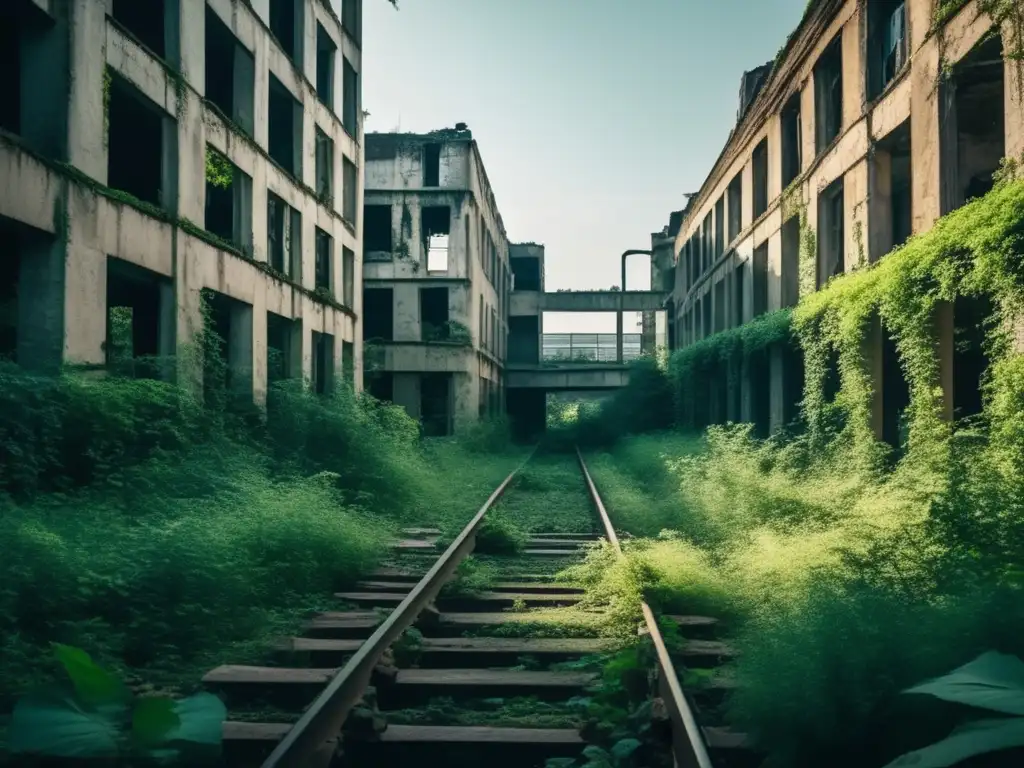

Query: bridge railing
[[541, 333, 642, 364]]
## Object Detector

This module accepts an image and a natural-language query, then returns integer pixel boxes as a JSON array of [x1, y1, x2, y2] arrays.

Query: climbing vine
[[102, 67, 113, 147], [205, 147, 233, 190]]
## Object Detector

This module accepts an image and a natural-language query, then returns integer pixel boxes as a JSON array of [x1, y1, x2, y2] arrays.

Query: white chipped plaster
[[1, 0, 364, 403]]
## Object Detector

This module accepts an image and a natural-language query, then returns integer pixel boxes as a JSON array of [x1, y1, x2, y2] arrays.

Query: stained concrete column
[[158, 281, 177, 380], [176, 0, 206, 224], [66, 0, 110, 181], [393, 372, 421, 421], [615, 309, 624, 363], [909, 15, 942, 231], [868, 149, 894, 262], [17, 235, 67, 373], [251, 294, 268, 406]]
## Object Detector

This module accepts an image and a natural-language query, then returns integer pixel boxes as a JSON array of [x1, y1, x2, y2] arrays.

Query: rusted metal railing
[[576, 447, 715, 768], [260, 452, 532, 768]]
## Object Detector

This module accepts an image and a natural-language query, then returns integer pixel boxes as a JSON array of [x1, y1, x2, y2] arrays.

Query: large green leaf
[[164, 693, 227, 746], [611, 737, 642, 761], [882, 717, 1024, 767], [904, 651, 1024, 716], [132, 696, 181, 746], [8, 690, 120, 758], [52, 643, 127, 707]]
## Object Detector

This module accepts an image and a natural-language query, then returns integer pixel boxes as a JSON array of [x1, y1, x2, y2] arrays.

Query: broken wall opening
[[202, 290, 254, 407], [364, 205, 393, 254], [106, 258, 172, 379], [953, 293, 994, 423], [112, 0, 166, 59], [107, 71, 169, 209], [267, 191, 301, 279], [205, 146, 253, 254], [363, 287, 394, 341], [204, 6, 255, 135], [420, 373, 452, 436], [817, 177, 845, 288], [422, 206, 451, 272], [781, 93, 802, 186], [315, 127, 334, 204], [311, 330, 334, 395], [316, 22, 336, 108], [727, 173, 742, 242], [942, 35, 1005, 213], [268, 0, 302, 65], [268, 74, 302, 178], [814, 35, 843, 154], [752, 138, 769, 218], [315, 227, 332, 292], [420, 286, 449, 340], [423, 143, 441, 187], [266, 311, 299, 384], [867, 0, 907, 100]]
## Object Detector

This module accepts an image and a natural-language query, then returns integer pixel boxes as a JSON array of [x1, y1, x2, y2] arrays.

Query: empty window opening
[[422, 206, 451, 272], [782, 342, 805, 427], [266, 311, 298, 383], [342, 246, 355, 307], [733, 265, 746, 328], [106, 258, 169, 380], [781, 93, 802, 187], [311, 330, 334, 395], [316, 22, 336, 109], [112, 0, 166, 58], [750, 349, 771, 437], [342, 157, 358, 223], [201, 290, 254, 406], [315, 227, 332, 293], [204, 6, 255, 135], [814, 36, 844, 154], [713, 280, 726, 333], [107, 71, 167, 209], [268, 74, 302, 178], [315, 127, 334, 204], [205, 146, 253, 253], [701, 294, 712, 340], [342, 0, 360, 44], [714, 197, 725, 258], [420, 286, 450, 341], [421, 373, 452, 437], [817, 178, 845, 288], [0, 6, 23, 136], [727, 174, 742, 243], [780, 215, 800, 307], [942, 34, 1005, 213], [342, 56, 358, 135], [873, 120, 913, 259], [881, 326, 911, 456], [752, 138, 769, 219], [367, 371, 393, 403], [267, 191, 301, 279], [342, 340, 354, 385], [702, 214, 713, 271], [423, 143, 441, 187], [953, 293, 994, 423], [753, 243, 768, 318], [269, 0, 302, 64], [364, 205, 393, 254], [364, 287, 394, 341], [868, 0, 907, 100], [509, 316, 540, 364]]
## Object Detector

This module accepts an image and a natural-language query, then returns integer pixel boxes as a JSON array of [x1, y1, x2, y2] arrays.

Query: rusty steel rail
[[260, 451, 533, 768], [576, 447, 715, 768]]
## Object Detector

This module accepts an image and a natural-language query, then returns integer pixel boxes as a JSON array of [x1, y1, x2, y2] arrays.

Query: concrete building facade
[[0, 0, 364, 403], [661, 0, 1021, 438], [361, 128, 510, 435]]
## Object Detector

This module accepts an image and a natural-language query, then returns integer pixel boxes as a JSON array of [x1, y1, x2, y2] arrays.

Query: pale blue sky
[[362, 0, 806, 331]]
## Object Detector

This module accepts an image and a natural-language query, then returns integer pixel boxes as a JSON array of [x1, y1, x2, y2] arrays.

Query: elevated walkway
[[511, 291, 668, 316], [506, 363, 630, 391]]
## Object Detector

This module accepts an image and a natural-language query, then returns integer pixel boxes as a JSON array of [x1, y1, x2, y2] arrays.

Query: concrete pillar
[[868, 148, 894, 263], [17, 235, 67, 373], [615, 309, 624, 363], [178, 0, 207, 224], [64, 243, 107, 368], [393, 372, 421, 420], [865, 315, 885, 440], [768, 344, 786, 433], [158, 281, 176, 380], [251, 294, 268, 406], [910, 25, 942, 231], [1005, 30, 1024, 161], [228, 301, 254, 397], [67, 0, 110, 181]]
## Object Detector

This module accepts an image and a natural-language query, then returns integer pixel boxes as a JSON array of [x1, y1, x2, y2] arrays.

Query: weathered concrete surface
[[506, 364, 630, 390], [540, 291, 668, 313], [2, 0, 362, 400]]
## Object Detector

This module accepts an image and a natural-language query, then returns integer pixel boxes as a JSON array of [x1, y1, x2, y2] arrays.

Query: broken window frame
[[752, 138, 769, 219], [268, 73, 302, 178], [343, 246, 355, 308], [363, 287, 394, 342], [781, 92, 802, 187], [342, 157, 358, 224], [314, 227, 332, 293], [363, 204, 393, 255], [814, 36, 844, 155], [205, 5, 256, 136], [315, 127, 334, 206], [112, 0, 168, 60], [316, 22, 337, 110], [422, 206, 451, 274], [342, 56, 358, 136], [867, 0, 907, 100], [107, 70, 173, 211], [817, 178, 845, 288], [267, 191, 301, 280]]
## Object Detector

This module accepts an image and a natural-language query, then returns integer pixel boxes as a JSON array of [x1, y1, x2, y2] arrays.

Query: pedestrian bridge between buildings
[[506, 362, 630, 391], [511, 290, 669, 316]]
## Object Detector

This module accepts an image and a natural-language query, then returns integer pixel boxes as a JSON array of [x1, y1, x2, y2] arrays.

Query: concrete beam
[[540, 291, 668, 313], [506, 364, 629, 390]]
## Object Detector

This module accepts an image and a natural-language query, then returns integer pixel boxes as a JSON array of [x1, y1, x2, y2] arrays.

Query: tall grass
[[0, 364, 524, 705], [584, 426, 1024, 767]]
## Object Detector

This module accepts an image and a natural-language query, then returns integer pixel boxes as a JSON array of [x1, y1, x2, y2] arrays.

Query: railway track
[[205, 449, 753, 767]]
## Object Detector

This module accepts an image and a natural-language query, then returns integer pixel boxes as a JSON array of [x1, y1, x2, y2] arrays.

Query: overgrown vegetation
[[566, 175, 1024, 766], [0, 302, 523, 712]]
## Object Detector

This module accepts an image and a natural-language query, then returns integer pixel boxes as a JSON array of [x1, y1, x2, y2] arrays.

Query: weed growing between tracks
[[488, 454, 599, 534]]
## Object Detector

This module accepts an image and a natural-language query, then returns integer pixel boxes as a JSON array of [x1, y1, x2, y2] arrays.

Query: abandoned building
[[361, 127, 511, 435], [0, 0, 364, 403], [660, 0, 1021, 441]]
